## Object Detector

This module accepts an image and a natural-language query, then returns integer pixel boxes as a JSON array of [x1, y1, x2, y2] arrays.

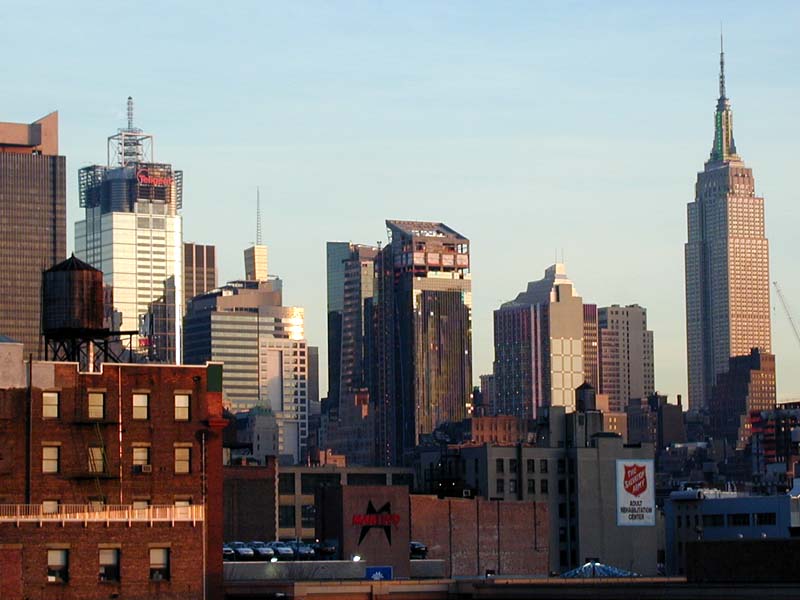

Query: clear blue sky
[[4, 1, 799, 401]]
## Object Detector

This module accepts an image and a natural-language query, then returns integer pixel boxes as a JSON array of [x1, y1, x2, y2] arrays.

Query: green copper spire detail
[[708, 32, 739, 165]]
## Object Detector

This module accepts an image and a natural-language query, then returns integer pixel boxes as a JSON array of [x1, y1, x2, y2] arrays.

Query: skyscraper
[[183, 242, 217, 309], [75, 98, 184, 362], [183, 277, 310, 463], [374, 221, 472, 465], [493, 264, 584, 419], [598, 304, 655, 412], [685, 42, 771, 410], [0, 112, 66, 356], [325, 242, 378, 417]]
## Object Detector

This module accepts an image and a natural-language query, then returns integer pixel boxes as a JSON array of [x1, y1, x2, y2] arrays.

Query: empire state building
[[684, 41, 772, 410]]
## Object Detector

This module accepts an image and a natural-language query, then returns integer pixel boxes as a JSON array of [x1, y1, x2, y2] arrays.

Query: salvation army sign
[[615, 459, 655, 526]]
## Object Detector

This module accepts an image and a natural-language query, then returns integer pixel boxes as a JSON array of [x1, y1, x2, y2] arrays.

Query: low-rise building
[[0, 339, 226, 599], [664, 488, 797, 576]]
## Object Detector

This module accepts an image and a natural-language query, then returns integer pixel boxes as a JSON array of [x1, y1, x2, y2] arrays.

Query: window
[[279, 505, 296, 528], [527, 479, 535, 494], [496, 479, 504, 494], [47, 549, 69, 583], [702, 514, 724, 527], [755, 512, 777, 526], [527, 459, 535, 474], [540, 459, 548, 474], [43, 446, 60, 474], [509, 479, 518, 494], [174, 394, 190, 421], [88, 447, 104, 473], [495, 458, 504, 473], [88, 392, 105, 420], [98, 549, 120, 582], [43, 392, 59, 419], [149, 548, 170, 581], [278, 473, 296, 494], [133, 500, 150, 511], [557, 459, 566, 474], [174, 500, 191, 519], [174, 447, 191, 474], [301, 504, 316, 528], [133, 446, 150, 467], [540, 479, 549, 494], [42, 500, 59, 515], [133, 394, 149, 420], [509, 459, 518, 473], [558, 503, 566, 519], [558, 479, 567, 495], [728, 513, 750, 527]]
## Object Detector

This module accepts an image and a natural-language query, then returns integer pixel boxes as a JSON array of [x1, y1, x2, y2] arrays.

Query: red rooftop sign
[[137, 168, 172, 187]]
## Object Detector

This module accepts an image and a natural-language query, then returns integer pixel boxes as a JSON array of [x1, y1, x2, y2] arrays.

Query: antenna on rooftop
[[256, 187, 263, 246], [127, 96, 134, 130]]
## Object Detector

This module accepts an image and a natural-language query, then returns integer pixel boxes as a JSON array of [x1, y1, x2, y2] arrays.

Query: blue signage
[[365, 566, 393, 581]]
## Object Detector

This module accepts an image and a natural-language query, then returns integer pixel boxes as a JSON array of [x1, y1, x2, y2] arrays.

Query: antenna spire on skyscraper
[[127, 96, 134, 130], [719, 26, 726, 99], [256, 187, 263, 246]]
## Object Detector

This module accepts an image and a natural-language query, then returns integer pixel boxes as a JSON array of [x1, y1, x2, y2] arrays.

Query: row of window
[[494, 458, 560, 474], [47, 547, 170, 584], [496, 478, 550, 495], [42, 392, 191, 421], [675, 512, 777, 528], [42, 446, 192, 475]]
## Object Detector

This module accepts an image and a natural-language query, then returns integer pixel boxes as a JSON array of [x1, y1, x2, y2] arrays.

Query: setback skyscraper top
[[684, 41, 771, 410]]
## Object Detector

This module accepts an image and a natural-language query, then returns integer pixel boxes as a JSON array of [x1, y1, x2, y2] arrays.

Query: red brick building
[[0, 345, 226, 599]]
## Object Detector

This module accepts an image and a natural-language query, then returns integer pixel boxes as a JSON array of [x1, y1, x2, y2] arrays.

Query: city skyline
[[3, 3, 799, 401]]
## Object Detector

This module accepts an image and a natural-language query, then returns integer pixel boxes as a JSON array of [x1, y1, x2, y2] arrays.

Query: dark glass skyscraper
[[0, 112, 66, 356], [685, 43, 771, 410], [374, 221, 472, 465]]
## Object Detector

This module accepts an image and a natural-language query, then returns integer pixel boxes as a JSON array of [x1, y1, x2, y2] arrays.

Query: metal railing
[[0, 504, 204, 523]]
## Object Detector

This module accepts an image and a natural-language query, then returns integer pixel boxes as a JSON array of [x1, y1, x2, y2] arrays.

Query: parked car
[[228, 541, 255, 561], [222, 544, 235, 561], [247, 541, 275, 561], [311, 539, 338, 560], [266, 541, 295, 561], [410, 541, 428, 560], [286, 540, 315, 560]]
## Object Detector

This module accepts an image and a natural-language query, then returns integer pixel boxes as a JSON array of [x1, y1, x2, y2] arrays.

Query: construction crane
[[774, 281, 800, 349]]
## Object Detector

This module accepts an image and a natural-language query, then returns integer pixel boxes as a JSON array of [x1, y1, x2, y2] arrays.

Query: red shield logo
[[623, 464, 647, 497]]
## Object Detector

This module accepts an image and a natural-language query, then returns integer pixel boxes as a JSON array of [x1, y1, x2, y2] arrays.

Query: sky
[[3, 1, 799, 402]]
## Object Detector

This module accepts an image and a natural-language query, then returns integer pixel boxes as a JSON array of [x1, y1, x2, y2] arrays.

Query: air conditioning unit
[[141, 464, 153, 473], [462, 489, 473, 498]]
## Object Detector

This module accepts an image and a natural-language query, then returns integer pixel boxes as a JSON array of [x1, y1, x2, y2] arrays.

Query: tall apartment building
[[184, 276, 310, 463], [493, 264, 584, 419], [183, 242, 217, 309], [374, 221, 472, 465], [709, 348, 776, 449], [598, 304, 655, 412], [685, 43, 771, 410], [0, 338, 226, 599], [75, 99, 184, 363], [326, 243, 378, 411], [0, 112, 66, 356]]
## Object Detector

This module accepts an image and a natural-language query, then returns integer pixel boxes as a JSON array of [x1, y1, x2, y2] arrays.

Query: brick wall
[[223, 462, 277, 542], [0, 522, 204, 599], [410, 495, 548, 577], [0, 360, 226, 599]]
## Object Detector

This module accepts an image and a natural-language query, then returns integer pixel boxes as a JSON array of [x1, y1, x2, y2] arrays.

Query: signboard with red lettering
[[615, 459, 655, 526]]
